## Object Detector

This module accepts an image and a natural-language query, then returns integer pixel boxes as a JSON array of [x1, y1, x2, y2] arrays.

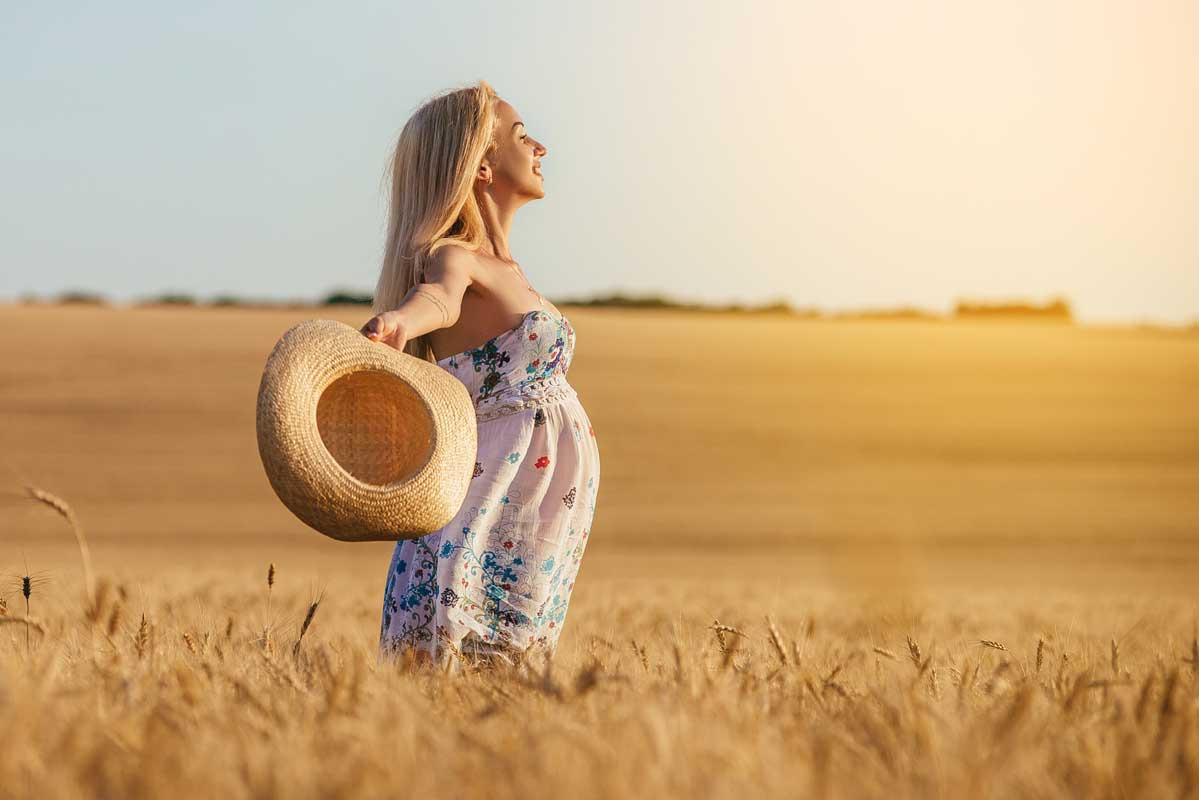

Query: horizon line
[[3, 292, 1197, 330]]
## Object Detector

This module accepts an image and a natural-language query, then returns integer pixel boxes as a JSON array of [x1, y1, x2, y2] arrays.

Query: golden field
[[1, 302, 1197, 798]]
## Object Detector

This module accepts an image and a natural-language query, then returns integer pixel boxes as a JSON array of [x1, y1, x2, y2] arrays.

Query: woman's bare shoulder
[[423, 243, 479, 284]]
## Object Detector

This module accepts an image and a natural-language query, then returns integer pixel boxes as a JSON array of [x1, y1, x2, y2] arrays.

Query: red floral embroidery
[[378, 306, 599, 659]]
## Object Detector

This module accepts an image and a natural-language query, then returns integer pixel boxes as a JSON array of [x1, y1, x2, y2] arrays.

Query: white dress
[[378, 298, 601, 669]]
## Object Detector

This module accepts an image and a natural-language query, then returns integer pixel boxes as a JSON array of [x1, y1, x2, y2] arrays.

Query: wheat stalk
[[720, 631, 744, 671], [765, 615, 789, 667], [25, 485, 95, 604], [709, 620, 747, 639], [136, 614, 151, 660], [709, 618, 746, 658], [292, 591, 324, 658], [0, 616, 48, 635], [14, 568, 51, 654], [906, 635, 922, 668], [263, 562, 277, 653], [1055, 652, 1071, 692], [85, 578, 112, 627], [106, 603, 122, 639], [258, 648, 306, 692], [629, 639, 649, 672]]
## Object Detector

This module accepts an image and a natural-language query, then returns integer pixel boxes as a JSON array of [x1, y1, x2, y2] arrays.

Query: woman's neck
[[476, 187, 519, 262]]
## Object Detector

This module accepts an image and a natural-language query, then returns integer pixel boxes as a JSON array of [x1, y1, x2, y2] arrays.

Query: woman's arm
[[360, 246, 474, 350]]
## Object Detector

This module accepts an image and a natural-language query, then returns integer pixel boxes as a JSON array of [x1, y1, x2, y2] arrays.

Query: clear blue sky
[[2, 0, 1196, 324]]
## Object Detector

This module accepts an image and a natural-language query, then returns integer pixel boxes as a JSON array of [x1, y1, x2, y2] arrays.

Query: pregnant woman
[[361, 81, 600, 672]]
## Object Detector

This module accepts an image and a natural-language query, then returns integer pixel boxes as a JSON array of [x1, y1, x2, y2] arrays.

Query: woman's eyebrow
[[512, 122, 524, 130]]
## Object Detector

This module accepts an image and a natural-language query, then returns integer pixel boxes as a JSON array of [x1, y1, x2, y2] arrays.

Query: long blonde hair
[[373, 80, 501, 362]]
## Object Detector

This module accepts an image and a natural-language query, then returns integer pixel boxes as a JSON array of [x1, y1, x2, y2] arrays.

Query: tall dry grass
[[1, 306, 1196, 798], [3, 520, 1199, 798]]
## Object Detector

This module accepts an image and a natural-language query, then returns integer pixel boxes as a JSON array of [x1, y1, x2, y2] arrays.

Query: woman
[[360, 81, 600, 673]]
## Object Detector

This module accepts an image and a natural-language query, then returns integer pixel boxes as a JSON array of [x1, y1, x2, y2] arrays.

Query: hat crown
[[256, 318, 477, 542]]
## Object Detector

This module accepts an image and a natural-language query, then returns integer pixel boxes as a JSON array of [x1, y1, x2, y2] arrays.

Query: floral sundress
[[378, 300, 601, 670]]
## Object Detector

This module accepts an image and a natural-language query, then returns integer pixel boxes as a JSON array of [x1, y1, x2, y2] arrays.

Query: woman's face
[[481, 99, 547, 199]]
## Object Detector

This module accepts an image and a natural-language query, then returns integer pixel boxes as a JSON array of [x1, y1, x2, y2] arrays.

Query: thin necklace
[[500, 259, 545, 306]]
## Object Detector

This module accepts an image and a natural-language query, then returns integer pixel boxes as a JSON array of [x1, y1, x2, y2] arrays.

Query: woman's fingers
[[360, 314, 409, 351], [360, 315, 388, 340]]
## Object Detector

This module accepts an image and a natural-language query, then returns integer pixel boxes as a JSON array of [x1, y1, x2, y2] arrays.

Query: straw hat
[[255, 318, 477, 542]]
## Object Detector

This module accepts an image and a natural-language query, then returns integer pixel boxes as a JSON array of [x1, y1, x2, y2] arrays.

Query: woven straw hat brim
[[256, 318, 477, 542]]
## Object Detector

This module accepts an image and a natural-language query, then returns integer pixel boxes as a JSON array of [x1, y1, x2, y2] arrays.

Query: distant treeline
[[954, 297, 1073, 320], [23, 290, 1193, 328]]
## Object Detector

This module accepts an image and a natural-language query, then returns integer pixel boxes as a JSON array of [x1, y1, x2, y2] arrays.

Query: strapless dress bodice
[[436, 309, 578, 423]]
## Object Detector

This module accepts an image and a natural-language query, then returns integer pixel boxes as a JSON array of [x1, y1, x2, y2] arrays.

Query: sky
[[2, 0, 1196, 325]]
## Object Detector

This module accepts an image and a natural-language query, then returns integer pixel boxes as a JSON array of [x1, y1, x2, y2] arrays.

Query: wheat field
[[1, 303, 1197, 798]]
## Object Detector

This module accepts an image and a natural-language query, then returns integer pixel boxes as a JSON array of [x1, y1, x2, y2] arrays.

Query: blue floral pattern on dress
[[379, 307, 600, 671]]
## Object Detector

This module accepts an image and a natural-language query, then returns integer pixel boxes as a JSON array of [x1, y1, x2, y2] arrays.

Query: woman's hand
[[360, 311, 409, 351]]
